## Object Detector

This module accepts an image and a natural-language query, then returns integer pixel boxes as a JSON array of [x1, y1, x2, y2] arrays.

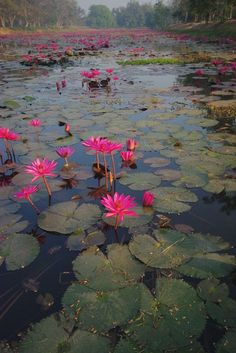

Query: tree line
[[0, 0, 236, 29]]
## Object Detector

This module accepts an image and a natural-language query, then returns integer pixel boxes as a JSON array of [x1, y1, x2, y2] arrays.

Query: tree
[[86, 5, 116, 28]]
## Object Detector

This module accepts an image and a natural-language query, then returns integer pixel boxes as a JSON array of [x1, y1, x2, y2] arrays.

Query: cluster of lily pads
[[0, 28, 236, 353]]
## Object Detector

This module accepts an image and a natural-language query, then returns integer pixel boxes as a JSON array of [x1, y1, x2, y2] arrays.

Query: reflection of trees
[[203, 192, 236, 215]]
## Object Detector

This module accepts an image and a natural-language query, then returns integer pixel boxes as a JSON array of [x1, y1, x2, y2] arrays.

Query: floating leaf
[[128, 278, 206, 352], [68, 330, 111, 353], [66, 230, 105, 251], [216, 329, 236, 353], [0, 200, 21, 216], [0, 233, 40, 271], [178, 253, 236, 279], [3, 100, 20, 109], [63, 282, 142, 332], [206, 298, 236, 328], [143, 157, 170, 168], [19, 316, 68, 353], [151, 186, 198, 214], [0, 214, 28, 235], [119, 172, 161, 190], [73, 245, 145, 291], [38, 202, 101, 234], [103, 207, 153, 228], [197, 278, 229, 304]]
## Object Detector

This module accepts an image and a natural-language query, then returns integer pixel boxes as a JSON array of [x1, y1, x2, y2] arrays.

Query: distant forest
[[0, 0, 236, 29]]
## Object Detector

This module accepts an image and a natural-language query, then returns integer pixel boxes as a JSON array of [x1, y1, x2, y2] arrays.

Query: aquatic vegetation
[[0, 27, 236, 353], [101, 192, 137, 229], [25, 158, 57, 197], [117, 57, 183, 65]]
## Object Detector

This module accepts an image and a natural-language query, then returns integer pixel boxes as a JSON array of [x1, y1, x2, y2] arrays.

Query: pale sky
[[77, 0, 157, 12]]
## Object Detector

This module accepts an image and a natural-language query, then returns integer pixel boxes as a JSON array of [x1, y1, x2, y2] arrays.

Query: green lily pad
[[128, 278, 206, 352], [154, 168, 182, 181], [0, 186, 15, 200], [197, 278, 229, 302], [38, 202, 102, 234], [119, 172, 161, 190], [203, 179, 225, 194], [216, 329, 236, 353], [73, 245, 145, 291], [63, 282, 142, 332], [114, 338, 148, 353], [67, 230, 105, 251], [129, 233, 188, 269], [4, 100, 20, 109], [103, 207, 153, 228], [143, 157, 170, 168], [0, 233, 40, 271], [0, 214, 28, 235], [178, 253, 236, 278], [19, 316, 68, 353], [206, 298, 236, 328], [151, 186, 198, 214], [0, 200, 21, 216], [68, 330, 111, 353], [173, 168, 208, 188]]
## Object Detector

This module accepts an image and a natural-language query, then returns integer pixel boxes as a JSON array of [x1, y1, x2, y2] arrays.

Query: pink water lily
[[106, 68, 114, 74], [29, 119, 42, 127], [14, 185, 40, 213], [56, 146, 75, 166], [0, 128, 20, 141], [142, 191, 154, 207], [120, 151, 134, 161], [195, 69, 204, 76], [25, 158, 57, 196], [126, 139, 138, 151], [101, 192, 137, 229]]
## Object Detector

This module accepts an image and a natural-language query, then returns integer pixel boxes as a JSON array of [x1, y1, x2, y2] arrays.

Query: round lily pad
[[73, 245, 145, 291], [68, 330, 111, 353], [151, 186, 198, 214], [178, 253, 236, 279], [119, 172, 161, 190], [0, 214, 28, 235], [38, 202, 102, 234], [0, 233, 40, 271], [19, 316, 68, 353], [216, 329, 236, 353], [67, 230, 105, 251], [128, 278, 206, 352], [197, 278, 229, 302], [63, 282, 142, 332]]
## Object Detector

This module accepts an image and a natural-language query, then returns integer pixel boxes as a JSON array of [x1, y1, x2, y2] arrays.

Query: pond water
[[0, 29, 236, 353]]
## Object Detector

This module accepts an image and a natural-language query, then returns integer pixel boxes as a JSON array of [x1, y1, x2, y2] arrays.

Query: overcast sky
[[77, 0, 157, 12]]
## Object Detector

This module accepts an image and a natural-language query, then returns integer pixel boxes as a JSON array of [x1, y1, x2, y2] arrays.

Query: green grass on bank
[[168, 20, 236, 41], [117, 57, 183, 65]]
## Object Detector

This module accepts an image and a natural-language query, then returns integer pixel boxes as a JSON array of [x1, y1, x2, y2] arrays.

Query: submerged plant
[[101, 192, 137, 229], [25, 158, 57, 197]]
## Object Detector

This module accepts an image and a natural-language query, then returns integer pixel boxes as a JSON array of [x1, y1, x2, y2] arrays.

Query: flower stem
[[42, 176, 52, 197], [111, 153, 116, 180], [115, 215, 119, 230], [27, 196, 40, 214], [103, 152, 108, 189], [96, 152, 100, 170], [64, 157, 69, 167]]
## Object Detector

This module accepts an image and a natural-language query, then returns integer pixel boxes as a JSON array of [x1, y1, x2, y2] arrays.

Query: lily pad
[[119, 172, 161, 190], [197, 278, 229, 303], [128, 278, 206, 352], [0, 200, 21, 216], [0, 214, 28, 235], [0, 233, 40, 271], [19, 316, 68, 353], [178, 253, 236, 278], [216, 329, 236, 353], [151, 186, 198, 214], [38, 202, 102, 234], [206, 298, 236, 328], [68, 330, 111, 353], [103, 206, 153, 228], [143, 157, 170, 168], [73, 245, 145, 291], [67, 230, 106, 251], [63, 282, 142, 332]]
